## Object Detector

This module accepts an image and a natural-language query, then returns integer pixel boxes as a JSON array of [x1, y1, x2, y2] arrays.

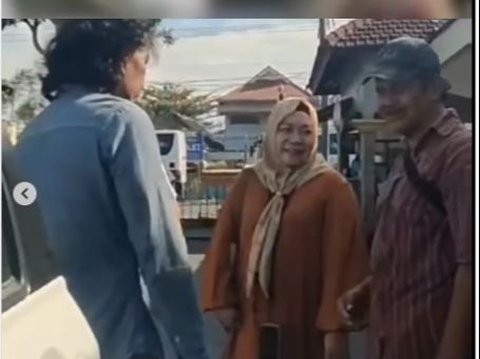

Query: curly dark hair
[[41, 20, 162, 101]]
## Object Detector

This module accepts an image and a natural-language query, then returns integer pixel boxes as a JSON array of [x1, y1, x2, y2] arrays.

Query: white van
[[155, 130, 187, 196], [1, 129, 99, 359]]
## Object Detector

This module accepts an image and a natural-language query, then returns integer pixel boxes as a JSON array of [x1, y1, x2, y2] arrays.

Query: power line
[[149, 71, 308, 85], [1, 23, 316, 37], [1, 25, 318, 44], [172, 26, 318, 36], [148, 72, 311, 96]]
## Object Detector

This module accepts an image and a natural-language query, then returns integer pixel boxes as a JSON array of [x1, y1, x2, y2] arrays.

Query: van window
[[156, 133, 174, 156]]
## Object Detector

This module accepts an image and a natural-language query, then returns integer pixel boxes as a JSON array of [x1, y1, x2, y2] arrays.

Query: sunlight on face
[[275, 111, 315, 170], [119, 47, 151, 100]]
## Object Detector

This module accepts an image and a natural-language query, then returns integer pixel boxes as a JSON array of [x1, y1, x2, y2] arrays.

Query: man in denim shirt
[[15, 20, 209, 359]]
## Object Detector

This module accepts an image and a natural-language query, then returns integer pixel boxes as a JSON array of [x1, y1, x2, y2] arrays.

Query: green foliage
[[138, 83, 213, 129], [2, 67, 47, 124]]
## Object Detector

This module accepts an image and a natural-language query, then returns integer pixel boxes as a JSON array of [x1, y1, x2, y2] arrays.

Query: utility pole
[[318, 18, 329, 159]]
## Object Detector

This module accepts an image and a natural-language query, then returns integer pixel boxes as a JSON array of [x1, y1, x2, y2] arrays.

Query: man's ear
[[120, 53, 135, 76], [119, 60, 128, 76]]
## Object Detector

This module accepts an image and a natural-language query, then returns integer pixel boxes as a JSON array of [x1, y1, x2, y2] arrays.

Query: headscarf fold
[[246, 97, 332, 299]]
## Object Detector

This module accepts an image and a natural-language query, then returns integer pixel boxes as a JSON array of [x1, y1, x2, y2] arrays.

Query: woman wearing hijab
[[201, 97, 369, 359]]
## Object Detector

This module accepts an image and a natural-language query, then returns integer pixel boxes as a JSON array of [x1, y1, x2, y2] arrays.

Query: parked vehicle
[[155, 130, 187, 197], [1, 129, 99, 359]]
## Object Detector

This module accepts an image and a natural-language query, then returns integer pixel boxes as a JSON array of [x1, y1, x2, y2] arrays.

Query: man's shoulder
[[434, 110, 471, 145], [72, 93, 153, 136], [78, 93, 149, 122], [442, 119, 471, 161], [425, 110, 470, 161], [430, 113, 472, 179]]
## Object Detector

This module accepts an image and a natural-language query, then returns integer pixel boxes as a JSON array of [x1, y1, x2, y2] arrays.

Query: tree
[[138, 83, 214, 130], [2, 67, 47, 124], [2, 82, 15, 105], [2, 19, 174, 124], [15, 101, 39, 123], [2, 19, 49, 55], [2, 19, 174, 55]]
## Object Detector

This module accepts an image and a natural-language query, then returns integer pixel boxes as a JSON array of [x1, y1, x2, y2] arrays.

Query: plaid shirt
[[370, 109, 472, 359]]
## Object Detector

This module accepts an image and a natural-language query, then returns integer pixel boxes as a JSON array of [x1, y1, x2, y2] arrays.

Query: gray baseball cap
[[363, 36, 445, 84]]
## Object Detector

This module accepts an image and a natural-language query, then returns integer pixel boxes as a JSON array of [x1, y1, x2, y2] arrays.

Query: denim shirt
[[15, 89, 209, 359]]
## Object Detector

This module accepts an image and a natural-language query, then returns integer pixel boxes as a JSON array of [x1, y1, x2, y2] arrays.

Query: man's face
[[375, 77, 434, 136], [118, 47, 150, 100]]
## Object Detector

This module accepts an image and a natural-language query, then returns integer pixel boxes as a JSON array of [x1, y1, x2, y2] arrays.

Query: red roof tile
[[218, 66, 309, 103], [324, 19, 450, 48]]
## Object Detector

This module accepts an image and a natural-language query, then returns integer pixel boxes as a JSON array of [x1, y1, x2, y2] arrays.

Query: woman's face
[[117, 47, 150, 100], [275, 111, 316, 170]]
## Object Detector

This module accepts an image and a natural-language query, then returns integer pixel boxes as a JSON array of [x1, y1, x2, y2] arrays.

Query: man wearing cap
[[338, 37, 472, 358]]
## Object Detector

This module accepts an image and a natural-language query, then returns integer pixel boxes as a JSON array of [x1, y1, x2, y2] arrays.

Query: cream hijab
[[246, 97, 332, 299]]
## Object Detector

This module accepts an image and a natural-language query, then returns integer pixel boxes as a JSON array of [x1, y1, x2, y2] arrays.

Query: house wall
[[337, 49, 379, 118], [218, 102, 276, 114], [218, 102, 272, 152], [430, 19, 472, 99], [430, 19, 472, 64], [441, 45, 472, 99], [224, 115, 266, 152], [338, 49, 376, 97]]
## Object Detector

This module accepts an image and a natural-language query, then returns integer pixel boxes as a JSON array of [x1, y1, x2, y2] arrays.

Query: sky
[[1, 19, 352, 96]]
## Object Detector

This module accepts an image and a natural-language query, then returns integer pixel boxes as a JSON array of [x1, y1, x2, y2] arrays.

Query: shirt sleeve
[[440, 134, 472, 265], [316, 175, 370, 332], [201, 170, 247, 312], [101, 102, 208, 359]]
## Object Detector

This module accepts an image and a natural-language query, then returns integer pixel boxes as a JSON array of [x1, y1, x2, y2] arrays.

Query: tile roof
[[324, 19, 451, 48], [218, 66, 309, 103]]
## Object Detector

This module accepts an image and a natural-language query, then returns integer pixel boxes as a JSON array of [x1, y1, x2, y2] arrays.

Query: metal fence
[[179, 174, 228, 220], [178, 130, 401, 224], [178, 172, 363, 221]]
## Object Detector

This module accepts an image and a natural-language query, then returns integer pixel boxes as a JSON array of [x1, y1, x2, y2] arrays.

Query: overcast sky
[[1, 19, 351, 95]]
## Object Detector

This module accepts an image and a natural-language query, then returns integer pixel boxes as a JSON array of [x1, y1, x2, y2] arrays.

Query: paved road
[[159, 240, 368, 359]]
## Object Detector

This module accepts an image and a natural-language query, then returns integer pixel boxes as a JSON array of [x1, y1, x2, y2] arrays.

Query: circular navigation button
[[13, 182, 37, 206]]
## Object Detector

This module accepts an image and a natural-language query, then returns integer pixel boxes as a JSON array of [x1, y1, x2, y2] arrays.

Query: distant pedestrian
[[16, 20, 209, 359], [338, 37, 472, 359], [349, 154, 361, 178]]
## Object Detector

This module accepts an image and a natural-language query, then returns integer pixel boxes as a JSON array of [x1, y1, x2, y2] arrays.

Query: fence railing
[[179, 170, 238, 220], [178, 170, 363, 222]]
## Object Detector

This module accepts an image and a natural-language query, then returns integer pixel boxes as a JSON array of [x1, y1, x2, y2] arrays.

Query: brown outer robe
[[201, 168, 370, 359]]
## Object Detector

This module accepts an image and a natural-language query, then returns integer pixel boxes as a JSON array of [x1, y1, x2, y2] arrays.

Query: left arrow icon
[[13, 182, 37, 206]]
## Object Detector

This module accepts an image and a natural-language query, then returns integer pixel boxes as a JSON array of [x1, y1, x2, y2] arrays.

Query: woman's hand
[[324, 332, 349, 359], [212, 308, 237, 333]]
